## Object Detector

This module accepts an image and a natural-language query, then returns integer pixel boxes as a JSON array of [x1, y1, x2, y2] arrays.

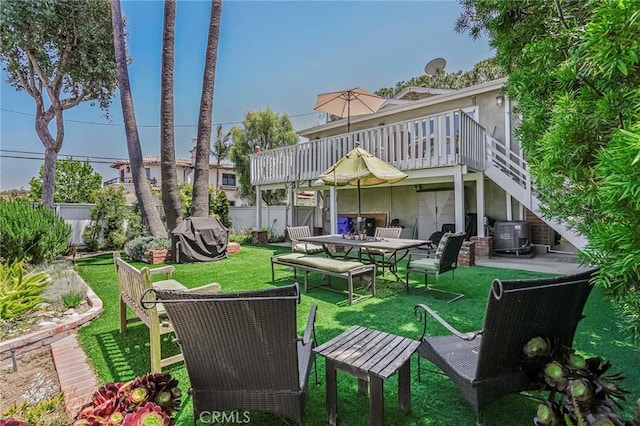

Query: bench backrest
[[475, 269, 595, 381], [374, 227, 402, 239], [113, 252, 158, 328]]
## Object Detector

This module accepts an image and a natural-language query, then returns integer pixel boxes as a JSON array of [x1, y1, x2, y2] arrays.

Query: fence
[[54, 204, 288, 246]]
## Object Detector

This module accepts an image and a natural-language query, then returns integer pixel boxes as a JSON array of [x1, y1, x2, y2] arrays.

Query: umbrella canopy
[[314, 88, 386, 132], [317, 146, 407, 234]]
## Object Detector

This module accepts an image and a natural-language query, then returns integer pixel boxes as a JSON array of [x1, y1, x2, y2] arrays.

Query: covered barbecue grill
[[171, 217, 229, 263]]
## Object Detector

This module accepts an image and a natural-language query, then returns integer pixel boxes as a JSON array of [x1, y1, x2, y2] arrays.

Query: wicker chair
[[413, 269, 596, 422], [287, 226, 324, 254], [145, 283, 317, 424], [405, 231, 466, 302]]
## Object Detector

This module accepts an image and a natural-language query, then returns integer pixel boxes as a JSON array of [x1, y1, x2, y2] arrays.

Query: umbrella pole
[[357, 180, 362, 237]]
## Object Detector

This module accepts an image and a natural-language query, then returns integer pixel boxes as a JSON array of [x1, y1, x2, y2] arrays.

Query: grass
[[74, 245, 640, 425]]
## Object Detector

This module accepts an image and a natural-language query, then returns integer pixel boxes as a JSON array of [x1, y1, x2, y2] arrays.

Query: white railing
[[250, 109, 486, 185], [485, 134, 531, 193]]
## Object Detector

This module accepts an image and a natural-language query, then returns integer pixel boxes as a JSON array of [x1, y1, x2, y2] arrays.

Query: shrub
[[61, 292, 83, 309], [124, 236, 171, 262], [0, 394, 69, 425], [0, 261, 51, 320], [82, 185, 128, 251], [0, 199, 71, 264]]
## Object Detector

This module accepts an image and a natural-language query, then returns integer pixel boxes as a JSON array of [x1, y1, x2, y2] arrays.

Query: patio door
[[416, 190, 455, 240]]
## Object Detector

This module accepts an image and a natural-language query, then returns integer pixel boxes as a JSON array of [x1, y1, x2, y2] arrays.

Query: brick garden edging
[[0, 270, 103, 361]]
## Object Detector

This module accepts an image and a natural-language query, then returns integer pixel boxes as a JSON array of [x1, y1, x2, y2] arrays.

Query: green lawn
[[74, 245, 640, 425]]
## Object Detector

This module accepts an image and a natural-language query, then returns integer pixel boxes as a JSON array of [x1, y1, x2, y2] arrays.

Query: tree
[[28, 158, 102, 203], [375, 57, 505, 98], [212, 124, 232, 189], [0, 0, 118, 207], [159, 0, 183, 232], [456, 0, 640, 339], [110, 0, 166, 237], [230, 108, 298, 205], [191, 0, 222, 217]]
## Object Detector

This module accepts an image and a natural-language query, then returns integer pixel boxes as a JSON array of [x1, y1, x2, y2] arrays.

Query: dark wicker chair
[[144, 283, 317, 424], [413, 269, 596, 422], [405, 231, 466, 302]]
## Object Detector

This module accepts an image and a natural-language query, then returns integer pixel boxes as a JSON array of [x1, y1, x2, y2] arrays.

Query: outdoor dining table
[[297, 234, 430, 286]]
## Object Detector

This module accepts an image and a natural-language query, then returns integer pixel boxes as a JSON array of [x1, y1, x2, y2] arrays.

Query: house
[[249, 78, 586, 255], [105, 147, 243, 206]]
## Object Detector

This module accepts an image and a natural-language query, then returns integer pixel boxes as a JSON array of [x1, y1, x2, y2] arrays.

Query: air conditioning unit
[[493, 221, 532, 255]]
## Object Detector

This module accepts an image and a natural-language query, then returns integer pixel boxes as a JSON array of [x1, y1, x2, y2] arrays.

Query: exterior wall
[[524, 208, 556, 246]]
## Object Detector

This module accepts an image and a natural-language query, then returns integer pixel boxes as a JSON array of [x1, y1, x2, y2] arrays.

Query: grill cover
[[171, 217, 229, 263]]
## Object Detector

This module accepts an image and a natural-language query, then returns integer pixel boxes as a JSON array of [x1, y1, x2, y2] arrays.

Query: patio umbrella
[[317, 146, 407, 235], [314, 88, 386, 132]]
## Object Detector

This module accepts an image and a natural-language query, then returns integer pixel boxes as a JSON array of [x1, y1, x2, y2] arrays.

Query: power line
[[0, 107, 318, 128], [0, 154, 117, 165], [0, 149, 124, 161]]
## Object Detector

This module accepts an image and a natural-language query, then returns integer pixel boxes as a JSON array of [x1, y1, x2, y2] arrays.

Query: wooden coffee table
[[314, 325, 420, 426]]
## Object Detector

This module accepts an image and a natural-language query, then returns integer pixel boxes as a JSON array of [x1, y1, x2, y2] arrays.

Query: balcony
[[250, 109, 486, 186], [103, 177, 158, 187]]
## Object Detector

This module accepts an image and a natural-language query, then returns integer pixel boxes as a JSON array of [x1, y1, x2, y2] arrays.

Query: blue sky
[[0, 1, 493, 191]]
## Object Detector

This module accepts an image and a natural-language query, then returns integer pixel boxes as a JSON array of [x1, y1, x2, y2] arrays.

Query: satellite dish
[[424, 57, 446, 76]]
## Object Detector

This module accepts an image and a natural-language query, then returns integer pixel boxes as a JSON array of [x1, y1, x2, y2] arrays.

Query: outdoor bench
[[271, 252, 376, 305], [113, 252, 221, 372]]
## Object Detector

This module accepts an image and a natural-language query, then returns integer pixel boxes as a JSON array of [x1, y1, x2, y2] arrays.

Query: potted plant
[[250, 227, 269, 244], [124, 236, 172, 264]]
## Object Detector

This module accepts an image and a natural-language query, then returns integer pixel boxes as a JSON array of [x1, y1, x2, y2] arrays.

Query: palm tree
[[212, 124, 231, 189], [191, 0, 222, 217], [110, 0, 165, 236], [160, 0, 183, 231]]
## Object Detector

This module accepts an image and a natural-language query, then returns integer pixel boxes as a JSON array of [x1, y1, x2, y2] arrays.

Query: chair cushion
[[408, 257, 439, 271], [152, 279, 188, 316], [276, 253, 308, 263], [434, 232, 453, 260], [293, 242, 324, 254], [295, 257, 364, 273]]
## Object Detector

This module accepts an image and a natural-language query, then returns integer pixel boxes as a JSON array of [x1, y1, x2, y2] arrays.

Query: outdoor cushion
[[153, 279, 188, 316], [407, 258, 439, 271], [295, 257, 364, 273], [293, 242, 324, 254], [434, 232, 452, 259], [276, 253, 308, 263]]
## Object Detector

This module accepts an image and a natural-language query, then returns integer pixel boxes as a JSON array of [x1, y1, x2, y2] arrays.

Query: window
[[222, 173, 236, 187], [145, 168, 151, 179]]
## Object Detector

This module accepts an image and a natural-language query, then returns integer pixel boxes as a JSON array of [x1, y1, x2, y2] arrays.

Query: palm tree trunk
[[110, 0, 166, 236], [191, 0, 222, 217], [160, 0, 183, 231]]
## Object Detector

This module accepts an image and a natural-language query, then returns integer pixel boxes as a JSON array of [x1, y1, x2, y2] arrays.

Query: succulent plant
[[544, 361, 569, 391], [524, 336, 550, 359], [122, 402, 173, 426], [72, 373, 180, 424], [534, 401, 564, 426]]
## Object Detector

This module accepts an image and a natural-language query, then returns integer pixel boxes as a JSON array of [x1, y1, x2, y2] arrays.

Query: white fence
[[54, 204, 289, 246]]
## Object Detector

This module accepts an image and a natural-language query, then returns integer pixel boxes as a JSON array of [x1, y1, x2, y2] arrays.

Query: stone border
[[0, 270, 103, 360]]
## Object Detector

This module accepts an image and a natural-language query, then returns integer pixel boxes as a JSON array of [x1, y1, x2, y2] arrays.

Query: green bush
[[124, 236, 171, 262], [82, 185, 129, 251], [0, 261, 51, 320], [0, 199, 71, 264], [61, 291, 83, 309]]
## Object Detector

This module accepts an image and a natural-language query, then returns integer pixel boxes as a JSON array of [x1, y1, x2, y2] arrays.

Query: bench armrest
[[184, 282, 222, 293], [300, 304, 317, 346], [149, 265, 176, 276], [414, 303, 481, 341]]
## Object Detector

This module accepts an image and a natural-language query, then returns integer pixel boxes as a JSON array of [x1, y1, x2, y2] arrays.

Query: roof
[[298, 78, 507, 137], [110, 156, 236, 170]]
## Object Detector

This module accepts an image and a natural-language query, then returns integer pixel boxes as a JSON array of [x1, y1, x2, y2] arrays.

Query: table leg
[[370, 375, 384, 426], [358, 378, 368, 395], [398, 359, 411, 412], [326, 359, 338, 426]]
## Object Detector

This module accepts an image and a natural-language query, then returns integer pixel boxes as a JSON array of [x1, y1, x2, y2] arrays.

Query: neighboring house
[[105, 148, 242, 206], [249, 78, 587, 253]]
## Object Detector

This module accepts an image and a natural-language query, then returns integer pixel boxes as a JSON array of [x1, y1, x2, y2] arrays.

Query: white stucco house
[[249, 78, 586, 255], [105, 147, 243, 206]]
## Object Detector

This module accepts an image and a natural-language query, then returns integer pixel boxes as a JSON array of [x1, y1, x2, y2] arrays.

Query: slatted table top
[[314, 326, 420, 379]]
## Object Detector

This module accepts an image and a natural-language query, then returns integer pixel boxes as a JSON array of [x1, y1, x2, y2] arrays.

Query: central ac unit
[[493, 221, 532, 255]]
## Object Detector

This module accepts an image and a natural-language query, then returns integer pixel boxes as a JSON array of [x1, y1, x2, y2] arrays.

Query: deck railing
[[250, 109, 486, 186]]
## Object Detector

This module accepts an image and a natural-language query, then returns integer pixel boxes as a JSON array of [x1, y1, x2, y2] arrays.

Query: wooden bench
[[271, 253, 376, 305], [113, 252, 221, 372]]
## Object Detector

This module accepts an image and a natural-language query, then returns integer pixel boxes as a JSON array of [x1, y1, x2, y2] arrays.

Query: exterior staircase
[[483, 134, 587, 250]]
